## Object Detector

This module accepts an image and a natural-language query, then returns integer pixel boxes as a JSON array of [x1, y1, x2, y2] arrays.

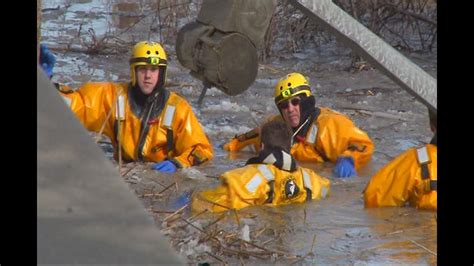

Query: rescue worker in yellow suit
[[224, 72, 374, 178], [364, 109, 437, 210], [56, 41, 213, 173], [192, 120, 330, 213]]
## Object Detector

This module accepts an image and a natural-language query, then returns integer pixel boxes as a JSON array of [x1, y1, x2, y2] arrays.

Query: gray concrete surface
[[37, 66, 185, 264]]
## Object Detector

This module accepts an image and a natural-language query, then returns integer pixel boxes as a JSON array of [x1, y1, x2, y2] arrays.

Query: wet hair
[[260, 120, 293, 152]]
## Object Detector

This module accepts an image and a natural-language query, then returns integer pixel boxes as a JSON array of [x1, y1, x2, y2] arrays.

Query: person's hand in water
[[152, 160, 177, 173], [333, 156, 357, 178]]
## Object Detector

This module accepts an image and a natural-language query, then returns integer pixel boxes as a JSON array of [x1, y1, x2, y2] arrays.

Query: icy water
[[40, 0, 437, 264]]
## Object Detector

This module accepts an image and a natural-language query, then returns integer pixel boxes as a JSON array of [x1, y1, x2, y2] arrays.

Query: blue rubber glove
[[152, 160, 177, 173], [40, 44, 56, 78], [171, 191, 192, 209], [333, 156, 357, 178]]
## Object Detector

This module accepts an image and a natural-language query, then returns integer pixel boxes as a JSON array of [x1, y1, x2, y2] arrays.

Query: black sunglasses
[[278, 97, 301, 110]]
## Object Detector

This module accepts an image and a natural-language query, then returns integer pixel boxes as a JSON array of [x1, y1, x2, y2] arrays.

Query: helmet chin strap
[[291, 117, 310, 146], [151, 87, 161, 99]]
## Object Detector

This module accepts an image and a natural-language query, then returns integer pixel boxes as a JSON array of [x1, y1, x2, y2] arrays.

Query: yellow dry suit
[[191, 148, 330, 213], [364, 144, 437, 210], [58, 82, 213, 167], [224, 107, 374, 170]]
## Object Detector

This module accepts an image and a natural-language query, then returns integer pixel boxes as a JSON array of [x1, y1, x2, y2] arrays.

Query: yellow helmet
[[274, 72, 312, 105], [129, 41, 167, 86]]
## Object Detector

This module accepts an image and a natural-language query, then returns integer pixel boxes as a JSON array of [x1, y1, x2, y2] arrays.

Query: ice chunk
[[180, 86, 193, 95], [181, 168, 206, 180], [203, 100, 250, 112], [241, 224, 250, 242]]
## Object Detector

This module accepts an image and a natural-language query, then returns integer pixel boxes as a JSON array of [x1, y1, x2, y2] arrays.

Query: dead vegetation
[[117, 163, 316, 264], [265, 0, 436, 55], [42, 0, 436, 59], [42, 0, 199, 55]]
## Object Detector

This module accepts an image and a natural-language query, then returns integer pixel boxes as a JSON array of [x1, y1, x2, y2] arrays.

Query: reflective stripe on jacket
[[60, 82, 213, 167], [191, 164, 330, 213], [224, 107, 374, 170], [364, 144, 437, 210]]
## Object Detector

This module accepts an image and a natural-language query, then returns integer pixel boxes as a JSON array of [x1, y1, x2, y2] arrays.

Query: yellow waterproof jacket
[[364, 144, 437, 210], [59, 82, 213, 167], [224, 107, 374, 170], [191, 164, 330, 213]]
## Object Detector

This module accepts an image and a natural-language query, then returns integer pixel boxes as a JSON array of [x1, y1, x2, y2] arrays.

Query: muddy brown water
[[41, 0, 437, 264]]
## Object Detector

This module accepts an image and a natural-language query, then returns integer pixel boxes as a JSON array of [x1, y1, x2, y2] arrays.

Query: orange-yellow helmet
[[274, 72, 312, 105], [129, 41, 167, 86]]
